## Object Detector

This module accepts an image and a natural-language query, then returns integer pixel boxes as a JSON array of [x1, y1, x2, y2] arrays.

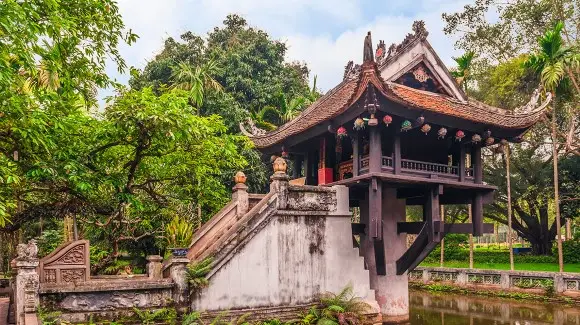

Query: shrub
[[560, 240, 580, 263], [187, 257, 214, 291]]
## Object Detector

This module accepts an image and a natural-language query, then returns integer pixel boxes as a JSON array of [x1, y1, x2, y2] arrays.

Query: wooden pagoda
[[242, 21, 549, 322]]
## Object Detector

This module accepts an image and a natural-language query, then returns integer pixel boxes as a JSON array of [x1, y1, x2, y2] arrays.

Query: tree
[[525, 21, 579, 271], [0, 0, 137, 227], [451, 51, 475, 93], [171, 59, 223, 109]]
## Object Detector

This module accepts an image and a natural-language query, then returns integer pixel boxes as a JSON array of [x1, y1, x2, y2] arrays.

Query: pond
[[409, 290, 580, 325]]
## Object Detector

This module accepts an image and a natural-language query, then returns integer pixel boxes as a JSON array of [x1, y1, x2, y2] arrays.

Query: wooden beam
[[352, 134, 360, 177], [393, 132, 401, 174], [398, 222, 494, 234], [472, 193, 484, 236], [459, 145, 466, 182], [369, 125, 381, 173], [473, 145, 482, 184], [368, 177, 382, 239]]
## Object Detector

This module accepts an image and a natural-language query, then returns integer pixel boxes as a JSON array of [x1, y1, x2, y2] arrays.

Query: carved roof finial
[[412, 20, 428, 39], [363, 31, 374, 62]]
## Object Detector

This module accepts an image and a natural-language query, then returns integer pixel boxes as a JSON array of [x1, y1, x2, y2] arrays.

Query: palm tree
[[451, 51, 476, 94], [171, 59, 223, 109], [256, 93, 311, 128], [525, 21, 579, 273]]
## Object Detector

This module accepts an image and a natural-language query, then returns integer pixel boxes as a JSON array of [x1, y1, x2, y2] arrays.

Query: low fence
[[410, 267, 580, 295]]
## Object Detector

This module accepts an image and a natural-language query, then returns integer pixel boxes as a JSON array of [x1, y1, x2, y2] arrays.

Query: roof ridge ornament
[[343, 60, 361, 81], [363, 31, 374, 63], [239, 118, 267, 137], [379, 20, 429, 65], [515, 89, 553, 114]]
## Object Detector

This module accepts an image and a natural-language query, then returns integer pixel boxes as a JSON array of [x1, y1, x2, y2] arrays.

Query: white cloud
[[103, 0, 470, 98]]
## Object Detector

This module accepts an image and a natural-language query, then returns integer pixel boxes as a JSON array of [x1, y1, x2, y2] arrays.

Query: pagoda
[[242, 21, 549, 323]]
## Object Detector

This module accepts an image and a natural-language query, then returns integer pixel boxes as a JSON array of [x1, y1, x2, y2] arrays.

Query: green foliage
[[36, 228, 64, 258], [559, 240, 580, 263], [38, 306, 61, 325], [187, 257, 214, 291], [166, 215, 195, 248], [132, 307, 177, 325]]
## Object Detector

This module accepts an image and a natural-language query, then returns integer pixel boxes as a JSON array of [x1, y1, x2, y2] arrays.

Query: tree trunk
[[440, 205, 444, 267], [468, 204, 474, 269], [552, 106, 564, 273]]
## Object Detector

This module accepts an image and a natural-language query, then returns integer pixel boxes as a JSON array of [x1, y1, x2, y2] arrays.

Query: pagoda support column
[[459, 146, 466, 182], [365, 187, 409, 324], [393, 133, 401, 174], [369, 126, 381, 173], [292, 155, 302, 179], [352, 133, 360, 177], [472, 146, 482, 184]]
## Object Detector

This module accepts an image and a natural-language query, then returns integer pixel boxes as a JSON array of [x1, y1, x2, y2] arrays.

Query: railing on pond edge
[[409, 267, 580, 294]]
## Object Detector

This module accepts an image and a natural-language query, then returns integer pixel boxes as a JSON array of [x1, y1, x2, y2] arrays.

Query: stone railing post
[[422, 269, 429, 284], [13, 240, 40, 325], [500, 272, 510, 290], [553, 273, 565, 294], [232, 171, 249, 218], [146, 255, 163, 280], [166, 256, 190, 307], [457, 269, 468, 286], [270, 157, 289, 210]]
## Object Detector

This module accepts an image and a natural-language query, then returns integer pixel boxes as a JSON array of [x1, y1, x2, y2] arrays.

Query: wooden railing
[[401, 158, 458, 176], [337, 155, 474, 182]]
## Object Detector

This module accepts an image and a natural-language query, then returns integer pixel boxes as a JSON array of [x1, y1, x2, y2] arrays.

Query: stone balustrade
[[409, 267, 580, 295]]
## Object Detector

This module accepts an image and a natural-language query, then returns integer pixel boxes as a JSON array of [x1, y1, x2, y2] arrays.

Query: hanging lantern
[[336, 126, 348, 139], [500, 139, 508, 145], [401, 120, 412, 132], [455, 130, 465, 141], [368, 113, 378, 126], [383, 115, 393, 127], [437, 127, 447, 139], [416, 116, 425, 125], [483, 130, 492, 138], [485, 137, 495, 146], [354, 117, 365, 131], [421, 124, 431, 134], [281, 150, 289, 158], [472, 134, 482, 143]]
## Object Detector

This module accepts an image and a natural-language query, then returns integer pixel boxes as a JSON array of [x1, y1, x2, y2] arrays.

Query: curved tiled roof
[[250, 63, 546, 149]]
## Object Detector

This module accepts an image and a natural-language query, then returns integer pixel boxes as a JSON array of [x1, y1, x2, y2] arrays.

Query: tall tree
[[0, 0, 137, 227], [525, 22, 579, 271]]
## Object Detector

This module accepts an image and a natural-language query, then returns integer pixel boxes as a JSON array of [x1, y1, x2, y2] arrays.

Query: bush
[[560, 240, 580, 263]]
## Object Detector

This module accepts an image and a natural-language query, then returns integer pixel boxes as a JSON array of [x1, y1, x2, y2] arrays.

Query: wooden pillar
[[393, 132, 401, 174], [459, 146, 466, 182], [472, 146, 482, 184], [352, 133, 360, 177], [472, 194, 483, 236], [425, 186, 442, 243], [368, 177, 382, 240], [369, 126, 381, 173], [304, 151, 316, 185]]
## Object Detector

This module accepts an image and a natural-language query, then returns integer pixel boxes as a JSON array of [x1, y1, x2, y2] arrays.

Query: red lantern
[[455, 130, 465, 141], [383, 115, 393, 126], [336, 126, 347, 139]]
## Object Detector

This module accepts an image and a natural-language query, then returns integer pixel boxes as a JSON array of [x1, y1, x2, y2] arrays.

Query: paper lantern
[[421, 124, 431, 134], [416, 116, 425, 125], [354, 117, 365, 130], [336, 126, 348, 139], [401, 120, 412, 132], [472, 134, 482, 143], [437, 127, 447, 139], [485, 137, 495, 146], [455, 130, 465, 141], [383, 115, 393, 126]]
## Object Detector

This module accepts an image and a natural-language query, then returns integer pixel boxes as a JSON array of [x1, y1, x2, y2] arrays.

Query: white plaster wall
[[191, 214, 374, 311]]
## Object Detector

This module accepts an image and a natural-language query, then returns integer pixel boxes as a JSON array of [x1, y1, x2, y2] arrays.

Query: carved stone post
[[13, 240, 40, 325], [166, 257, 190, 307], [232, 171, 249, 218], [270, 158, 289, 210], [146, 255, 163, 280]]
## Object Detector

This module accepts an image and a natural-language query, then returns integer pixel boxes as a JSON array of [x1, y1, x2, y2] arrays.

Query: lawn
[[420, 261, 580, 273]]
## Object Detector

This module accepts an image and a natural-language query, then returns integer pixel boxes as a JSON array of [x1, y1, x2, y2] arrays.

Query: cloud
[[102, 0, 470, 101]]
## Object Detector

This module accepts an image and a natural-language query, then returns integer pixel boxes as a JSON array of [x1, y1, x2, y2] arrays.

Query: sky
[[104, 0, 472, 97]]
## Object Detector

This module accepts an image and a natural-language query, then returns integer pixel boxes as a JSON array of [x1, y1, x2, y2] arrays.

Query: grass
[[420, 261, 580, 273]]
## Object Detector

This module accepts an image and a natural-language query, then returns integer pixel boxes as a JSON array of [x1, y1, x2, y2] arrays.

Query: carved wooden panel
[[39, 240, 90, 284]]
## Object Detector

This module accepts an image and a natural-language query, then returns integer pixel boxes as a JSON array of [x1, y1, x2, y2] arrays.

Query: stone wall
[[190, 170, 376, 314]]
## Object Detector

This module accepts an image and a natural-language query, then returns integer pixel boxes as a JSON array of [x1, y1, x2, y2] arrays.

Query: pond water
[[409, 290, 580, 325]]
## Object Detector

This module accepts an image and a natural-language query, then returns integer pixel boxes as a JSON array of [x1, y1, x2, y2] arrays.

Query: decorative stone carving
[[382, 20, 430, 64], [40, 240, 90, 284], [13, 240, 40, 325], [363, 31, 374, 62], [343, 61, 362, 81], [239, 118, 267, 137], [16, 240, 38, 261], [273, 157, 287, 173]]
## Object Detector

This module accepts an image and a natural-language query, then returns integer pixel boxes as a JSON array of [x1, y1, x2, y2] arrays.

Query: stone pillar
[[13, 240, 40, 325], [554, 273, 565, 294], [500, 272, 510, 290], [422, 269, 430, 284], [167, 257, 190, 307], [456, 269, 468, 286], [270, 157, 289, 209], [146, 255, 163, 280], [232, 171, 249, 218], [373, 187, 409, 324]]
